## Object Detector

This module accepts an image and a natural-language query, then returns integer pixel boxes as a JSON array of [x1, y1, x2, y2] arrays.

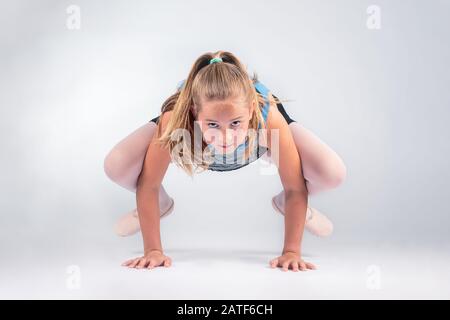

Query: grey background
[[1, 0, 449, 299]]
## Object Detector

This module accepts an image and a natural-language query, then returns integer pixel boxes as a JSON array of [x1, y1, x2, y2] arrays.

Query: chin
[[213, 145, 237, 153]]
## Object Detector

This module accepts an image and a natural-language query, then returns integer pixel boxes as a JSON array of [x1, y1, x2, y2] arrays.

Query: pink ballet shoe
[[271, 196, 333, 237], [114, 197, 175, 237]]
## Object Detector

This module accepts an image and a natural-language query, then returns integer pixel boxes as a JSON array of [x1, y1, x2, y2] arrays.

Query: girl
[[104, 51, 347, 272]]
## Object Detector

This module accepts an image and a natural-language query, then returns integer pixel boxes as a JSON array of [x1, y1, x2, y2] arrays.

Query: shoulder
[[252, 80, 284, 148], [252, 81, 282, 133], [154, 110, 174, 138], [160, 109, 173, 123], [262, 94, 306, 192], [263, 92, 291, 149], [140, 110, 174, 188]]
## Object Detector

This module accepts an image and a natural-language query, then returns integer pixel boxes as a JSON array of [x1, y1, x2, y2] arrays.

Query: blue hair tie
[[209, 57, 223, 64]]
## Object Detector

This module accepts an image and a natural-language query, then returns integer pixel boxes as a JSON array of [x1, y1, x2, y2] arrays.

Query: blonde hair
[[155, 50, 283, 177]]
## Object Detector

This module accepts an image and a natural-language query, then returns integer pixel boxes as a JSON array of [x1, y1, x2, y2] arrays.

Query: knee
[[103, 148, 126, 182], [325, 159, 347, 189]]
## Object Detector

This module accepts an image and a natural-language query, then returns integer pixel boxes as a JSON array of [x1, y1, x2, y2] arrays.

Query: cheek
[[203, 131, 215, 144], [200, 126, 224, 145], [234, 128, 248, 144], [236, 122, 251, 140], [200, 127, 214, 144]]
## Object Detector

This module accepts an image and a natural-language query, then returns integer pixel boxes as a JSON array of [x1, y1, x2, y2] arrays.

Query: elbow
[[284, 188, 308, 199], [136, 173, 161, 192]]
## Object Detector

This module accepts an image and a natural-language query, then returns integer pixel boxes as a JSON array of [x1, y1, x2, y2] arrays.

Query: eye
[[231, 121, 241, 127], [207, 123, 219, 129]]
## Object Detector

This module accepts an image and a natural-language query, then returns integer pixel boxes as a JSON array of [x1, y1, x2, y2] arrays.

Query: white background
[[1, 0, 449, 299]]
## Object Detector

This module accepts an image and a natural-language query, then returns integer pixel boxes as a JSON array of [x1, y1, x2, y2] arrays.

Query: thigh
[[288, 122, 345, 183], [112, 121, 159, 165]]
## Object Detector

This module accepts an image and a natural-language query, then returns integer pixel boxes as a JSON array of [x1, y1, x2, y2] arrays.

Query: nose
[[222, 130, 234, 145]]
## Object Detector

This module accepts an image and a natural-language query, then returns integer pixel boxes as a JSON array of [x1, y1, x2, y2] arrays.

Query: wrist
[[282, 248, 300, 255], [145, 248, 163, 255]]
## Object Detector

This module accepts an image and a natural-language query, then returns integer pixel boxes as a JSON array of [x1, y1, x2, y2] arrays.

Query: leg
[[268, 98, 347, 194], [288, 122, 347, 195], [103, 121, 172, 205], [104, 121, 158, 192], [270, 122, 347, 237], [104, 120, 173, 236]]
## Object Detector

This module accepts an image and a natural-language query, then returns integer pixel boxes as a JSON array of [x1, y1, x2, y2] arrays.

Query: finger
[[299, 261, 307, 271], [305, 262, 316, 270], [158, 258, 167, 267], [281, 261, 290, 272], [164, 258, 172, 267], [291, 261, 299, 272], [147, 260, 157, 269], [129, 258, 141, 268], [136, 258, 148, 269], [122, 259, 135, 266], [270, 259, 279, 268], [155, 259, 165, 267]]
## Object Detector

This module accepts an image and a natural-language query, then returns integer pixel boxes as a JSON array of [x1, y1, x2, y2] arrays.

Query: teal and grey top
[[175, 79, 271, 172]]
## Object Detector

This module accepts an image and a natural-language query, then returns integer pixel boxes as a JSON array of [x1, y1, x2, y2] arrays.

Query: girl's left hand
[[269, 251, 317, 272]]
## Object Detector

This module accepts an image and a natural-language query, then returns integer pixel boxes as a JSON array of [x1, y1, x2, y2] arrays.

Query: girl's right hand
[[122, 250, 172, 269]]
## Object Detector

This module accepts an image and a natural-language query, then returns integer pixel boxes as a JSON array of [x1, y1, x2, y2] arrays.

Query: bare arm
[[266, 102, 308, 253], [265, 97, 314, 271], [122, 112, 176, 269], [136, 112, 173, 255]]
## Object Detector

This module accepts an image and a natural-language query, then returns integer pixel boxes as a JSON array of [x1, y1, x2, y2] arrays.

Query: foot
[[114, 197, 175, 237], [271, 192, 333, 237]]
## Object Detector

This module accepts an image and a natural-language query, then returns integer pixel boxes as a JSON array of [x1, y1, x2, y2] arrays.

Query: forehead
[[197, 98, 249, 121]]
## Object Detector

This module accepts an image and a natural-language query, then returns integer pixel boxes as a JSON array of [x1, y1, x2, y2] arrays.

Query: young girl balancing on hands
[[104, 51, 347, 272]]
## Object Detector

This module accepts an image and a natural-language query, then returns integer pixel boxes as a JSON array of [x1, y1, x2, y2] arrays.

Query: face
[[193, 97, 255, 153]]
